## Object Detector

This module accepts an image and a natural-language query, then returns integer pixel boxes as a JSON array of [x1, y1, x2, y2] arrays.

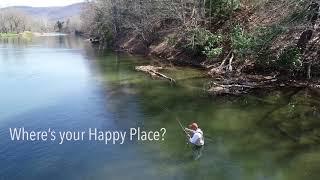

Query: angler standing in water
[[184, 122, 205, 160], [185, 122, 205, 146]]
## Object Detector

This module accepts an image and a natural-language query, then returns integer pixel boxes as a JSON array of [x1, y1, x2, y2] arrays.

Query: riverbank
[[0, 31, 34, 39], [0, 32, 19, 37], [82, 0, 320, 95], [112, 30, 320, 95], [33, 32, 68, 37], [0, 32, 70, 39], [118, 1, 320, 95]]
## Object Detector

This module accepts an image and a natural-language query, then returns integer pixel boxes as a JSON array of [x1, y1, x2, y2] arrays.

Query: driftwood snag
[[135, 65, 176, 83], [208, 82, 253, 95], [207, 75, 279, 95]]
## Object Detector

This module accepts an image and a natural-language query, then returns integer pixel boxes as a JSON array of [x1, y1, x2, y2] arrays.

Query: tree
[[0, 9, 29, 33], [55, 20, 64, 32]]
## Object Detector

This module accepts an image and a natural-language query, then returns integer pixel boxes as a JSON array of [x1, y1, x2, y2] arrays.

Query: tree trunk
[[307, 63, 312, 79]]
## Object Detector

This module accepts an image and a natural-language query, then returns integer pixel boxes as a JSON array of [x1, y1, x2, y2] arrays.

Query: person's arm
[[184, 128, 195, 134], [189, 133, 199, 144]]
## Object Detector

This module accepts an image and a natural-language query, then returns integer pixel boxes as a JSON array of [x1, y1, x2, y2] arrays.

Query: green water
[[1, 36, 320, 180]]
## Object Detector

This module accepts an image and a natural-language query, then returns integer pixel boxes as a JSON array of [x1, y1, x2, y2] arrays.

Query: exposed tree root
[[228, 53, 234, 72], [219, 51, 232, 69], [207, 73, 320, 95], [208, 52, 235, 75], [207, 74, 278, 95]]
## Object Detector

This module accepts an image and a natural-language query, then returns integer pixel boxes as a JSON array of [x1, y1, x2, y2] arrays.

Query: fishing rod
[[176, 118, 190, 138], [176, 118, 192, 146], [162, 106, 215, 142], [161, 107, 188, 138]]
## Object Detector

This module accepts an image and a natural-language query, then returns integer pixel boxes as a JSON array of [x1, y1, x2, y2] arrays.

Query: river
[[1, 36, 320, 180]]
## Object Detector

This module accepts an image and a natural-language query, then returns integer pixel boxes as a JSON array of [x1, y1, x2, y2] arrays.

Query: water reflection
[[0, 35, 320, 180], [90, 41, 320, 179]]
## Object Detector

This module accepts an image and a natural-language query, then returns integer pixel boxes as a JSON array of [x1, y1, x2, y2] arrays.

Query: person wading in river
[[184, 122, 204, 160], [185, 122, 205, 146]]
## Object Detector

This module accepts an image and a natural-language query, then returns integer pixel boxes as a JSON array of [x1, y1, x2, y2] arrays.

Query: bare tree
[[0, 9, 30, 33]]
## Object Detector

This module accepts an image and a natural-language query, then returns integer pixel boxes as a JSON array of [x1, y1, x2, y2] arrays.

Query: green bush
[[277, 47, 302, 70], [252, 26, 285, 52], [205, 0, 241, 20], [203, 47, 223, 59], [186, 28, 223, 59], [249, 26, 285, 66], [231, 25, 253, 57]]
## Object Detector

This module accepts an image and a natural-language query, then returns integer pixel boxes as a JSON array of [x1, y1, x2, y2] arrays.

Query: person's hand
[[187, 134, 191, 139]]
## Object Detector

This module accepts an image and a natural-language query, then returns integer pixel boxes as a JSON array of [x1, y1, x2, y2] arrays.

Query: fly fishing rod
[[176, 118, 192, 146], [162, 106, 215, 142], [176, 118, 190, 138]]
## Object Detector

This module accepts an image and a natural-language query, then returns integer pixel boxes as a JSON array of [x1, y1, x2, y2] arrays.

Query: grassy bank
[[0, 32, 19, 37], [0, 31, 33, 39]]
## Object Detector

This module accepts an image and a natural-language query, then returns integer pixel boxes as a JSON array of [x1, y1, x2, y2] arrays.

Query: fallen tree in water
[[135, 65, 176, 83], [207, 75, 277, 95], [207, 74, 320, 95]]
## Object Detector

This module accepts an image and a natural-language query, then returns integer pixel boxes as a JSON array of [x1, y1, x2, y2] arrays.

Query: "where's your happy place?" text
[[9, 127, 167, 145]]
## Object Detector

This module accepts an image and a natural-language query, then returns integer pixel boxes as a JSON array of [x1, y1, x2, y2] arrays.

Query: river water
[[1, 36, 320, 180]]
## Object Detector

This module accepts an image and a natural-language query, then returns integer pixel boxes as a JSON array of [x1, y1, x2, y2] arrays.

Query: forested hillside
[[0, 3, 83, 33], [2, 3, 84, 21], [81, 0, 320, 93]]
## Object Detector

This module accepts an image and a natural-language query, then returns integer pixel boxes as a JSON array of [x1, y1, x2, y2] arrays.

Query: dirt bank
[[111, 29, 320, 95], [100, 0, 320, 95]]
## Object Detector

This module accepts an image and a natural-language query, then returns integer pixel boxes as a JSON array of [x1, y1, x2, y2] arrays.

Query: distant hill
[[1, 3, 85, 21]]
